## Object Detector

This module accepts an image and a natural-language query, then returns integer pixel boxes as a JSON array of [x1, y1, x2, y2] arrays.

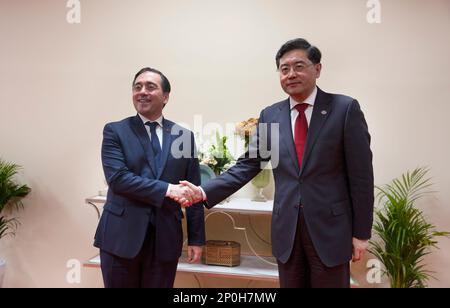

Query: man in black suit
[[94, 67, 205, 288], [179, 39, 374, 288]]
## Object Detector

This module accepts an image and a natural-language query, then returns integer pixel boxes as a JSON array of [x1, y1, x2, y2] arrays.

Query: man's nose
[[287, 68, 297, 78], [139, 87, 149, 94]]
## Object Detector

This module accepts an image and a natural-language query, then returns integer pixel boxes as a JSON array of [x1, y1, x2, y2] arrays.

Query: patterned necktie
[[294, 104, 309, 168]]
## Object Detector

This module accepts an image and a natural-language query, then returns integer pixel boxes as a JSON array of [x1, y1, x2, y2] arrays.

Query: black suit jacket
[[202, 88, 374, 267]]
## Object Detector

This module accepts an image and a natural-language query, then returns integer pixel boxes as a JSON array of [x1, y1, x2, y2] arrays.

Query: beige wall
[[1, 0, 449, 287]]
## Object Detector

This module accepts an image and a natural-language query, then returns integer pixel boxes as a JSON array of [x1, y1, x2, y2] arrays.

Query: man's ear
[[315, 63, 322, 79], [163, 93, 170, 108]]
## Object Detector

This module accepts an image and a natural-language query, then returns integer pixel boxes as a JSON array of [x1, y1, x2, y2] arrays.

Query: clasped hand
[[167, 181, 203, 207]]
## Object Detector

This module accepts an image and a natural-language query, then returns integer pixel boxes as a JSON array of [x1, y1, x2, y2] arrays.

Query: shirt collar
[[290, 86, 318, 110], [138, 113, 163, 128]]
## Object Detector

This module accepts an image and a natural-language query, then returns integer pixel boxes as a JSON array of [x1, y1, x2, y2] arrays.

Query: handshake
[[167, 181, 204, 208]]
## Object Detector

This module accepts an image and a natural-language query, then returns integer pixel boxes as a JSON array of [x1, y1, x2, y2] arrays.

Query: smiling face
[[279, 49, 322, 102], [132, 71, 169, 120]]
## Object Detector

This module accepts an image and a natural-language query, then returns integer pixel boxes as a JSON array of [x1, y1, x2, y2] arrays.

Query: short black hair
[[275, 38, 322, 68], [132, 67, 171, 94]]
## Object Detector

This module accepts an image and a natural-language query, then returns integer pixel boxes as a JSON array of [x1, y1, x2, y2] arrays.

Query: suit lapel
[[299, 88, 332, 176], [130, 115, 158, 178], [277, 99, 300, 171], [157, 118, 174, 179]]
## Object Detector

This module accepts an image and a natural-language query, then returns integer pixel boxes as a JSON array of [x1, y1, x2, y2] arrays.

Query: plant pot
[[0, 259, 5, 288]]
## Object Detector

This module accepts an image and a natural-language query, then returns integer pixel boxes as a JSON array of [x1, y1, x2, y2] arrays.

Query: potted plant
[[369, 167, 449, 288], [0, 159, 31, 288]]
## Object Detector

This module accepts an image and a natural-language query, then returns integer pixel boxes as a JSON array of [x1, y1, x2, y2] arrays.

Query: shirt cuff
[[166, 184, 173, 197], [199, 187, 207, 201]]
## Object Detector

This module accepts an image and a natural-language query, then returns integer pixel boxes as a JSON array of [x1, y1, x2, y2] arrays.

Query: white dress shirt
[[289, 86, 317, 138], [138, 113, 163, 148]]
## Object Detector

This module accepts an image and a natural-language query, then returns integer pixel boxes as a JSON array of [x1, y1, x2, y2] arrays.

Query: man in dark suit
[[179, 38, 374, 288], [94, 67, 205, 288]]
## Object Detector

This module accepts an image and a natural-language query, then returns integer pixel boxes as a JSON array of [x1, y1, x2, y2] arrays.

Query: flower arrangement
[[200, 131, 235, 176], [235, 118, 259, 149]]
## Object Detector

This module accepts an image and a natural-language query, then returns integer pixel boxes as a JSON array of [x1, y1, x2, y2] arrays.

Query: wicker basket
[[202, 240, 241, 267]]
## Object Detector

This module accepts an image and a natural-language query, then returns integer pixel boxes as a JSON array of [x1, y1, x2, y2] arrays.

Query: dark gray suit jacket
[[202, 88, 373, 267]]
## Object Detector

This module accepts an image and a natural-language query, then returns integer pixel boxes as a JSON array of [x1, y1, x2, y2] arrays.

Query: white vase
[[251, 169, 271, 202], [0, 259, 5, 288]]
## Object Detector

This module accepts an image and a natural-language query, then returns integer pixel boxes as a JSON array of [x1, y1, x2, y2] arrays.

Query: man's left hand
[[187, 246, 203, 264], [352, 237, 369, 262]]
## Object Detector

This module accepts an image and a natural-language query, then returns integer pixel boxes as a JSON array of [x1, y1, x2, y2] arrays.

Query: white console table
[[85, 196, 358, 287], [85, 196, 279, 283]]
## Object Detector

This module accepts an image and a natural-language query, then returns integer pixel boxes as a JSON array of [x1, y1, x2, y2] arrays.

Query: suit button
[[295, 205, 299, 209]]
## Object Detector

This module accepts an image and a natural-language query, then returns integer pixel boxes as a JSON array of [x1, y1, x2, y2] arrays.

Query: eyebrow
[[134, 81, 158, 86], [280, 60, 308, 67]]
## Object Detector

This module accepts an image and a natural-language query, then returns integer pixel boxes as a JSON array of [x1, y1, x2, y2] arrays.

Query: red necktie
[[294, 104, 309, 168]]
